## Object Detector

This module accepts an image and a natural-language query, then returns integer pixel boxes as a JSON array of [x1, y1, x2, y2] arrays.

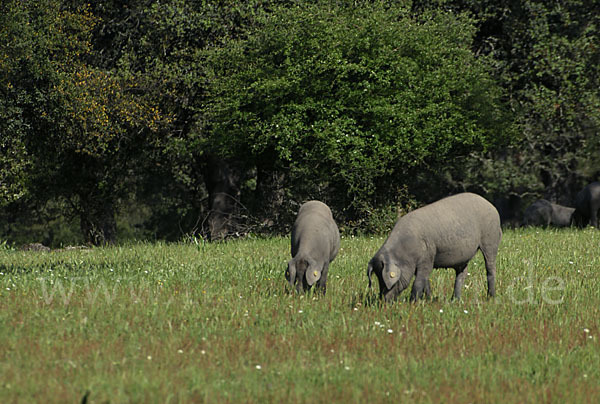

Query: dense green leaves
[[0, 0, 599, 244], [0, 0, 164, 244], [438, 0, 600, 202], [513, 0, 600, 197], [204, 3, 511, 215]]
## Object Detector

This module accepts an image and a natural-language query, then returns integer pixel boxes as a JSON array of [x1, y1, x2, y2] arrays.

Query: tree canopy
[[0, 0, 164, 244], [1, 0, 599, 245], [203, 2, 512, 217]]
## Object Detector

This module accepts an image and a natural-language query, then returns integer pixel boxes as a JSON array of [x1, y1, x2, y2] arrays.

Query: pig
[[367, 193, 502, 302], [286, 201, 340, 294], [523, 199, 574, 227], [573, 182, 600, 228]]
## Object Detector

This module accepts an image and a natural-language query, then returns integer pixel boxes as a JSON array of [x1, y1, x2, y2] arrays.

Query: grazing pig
[[286, 201, 340, 294], [523, 199, 574, 227], [573, 182, 600, 228], [367, 193, 502, 302]]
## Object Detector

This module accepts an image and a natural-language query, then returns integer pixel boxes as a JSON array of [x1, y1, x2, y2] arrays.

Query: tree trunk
[[79, 199, 117, 245], [255, 164, 285, 229], [202, 156, 241, 241]]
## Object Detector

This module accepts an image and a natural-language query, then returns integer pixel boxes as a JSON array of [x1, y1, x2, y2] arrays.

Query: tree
[[203, 1, 513, 222], [419, 0, 600, 207], [0, 0, 163, 244], [94, 0, 293, 240]]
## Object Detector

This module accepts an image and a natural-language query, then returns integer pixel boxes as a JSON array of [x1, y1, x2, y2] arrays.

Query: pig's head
[[286, 256, 321, 293], [367, 253, 414, 303]]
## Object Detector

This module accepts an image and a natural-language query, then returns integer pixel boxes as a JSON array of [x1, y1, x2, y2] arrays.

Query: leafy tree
[[203, 1, 513, 222], [509, 0, 600, 202], [5, 0, 596, 243], [419, 0, 600, 208], [0, 0, 164, 245], [92, 0, 296, 240]]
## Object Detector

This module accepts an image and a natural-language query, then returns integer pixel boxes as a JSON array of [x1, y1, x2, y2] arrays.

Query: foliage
[[508, 0, 600, 200], [426, 0, 600, 204], [203, 1, 513, 218], [0, 198, 82, 248], [0, 0, 164, 244], [1, 230, 599, 401], [1, 0, 600, 243], [82, 0, 292, 240]]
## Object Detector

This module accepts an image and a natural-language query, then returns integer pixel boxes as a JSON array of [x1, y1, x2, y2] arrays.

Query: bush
[[203, 1, 514, 220]]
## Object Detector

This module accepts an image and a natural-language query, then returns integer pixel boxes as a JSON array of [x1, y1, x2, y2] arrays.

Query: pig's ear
[[305, 268, 321, 286], [382, 262, 400, 290], [305, 260, 321, 286]]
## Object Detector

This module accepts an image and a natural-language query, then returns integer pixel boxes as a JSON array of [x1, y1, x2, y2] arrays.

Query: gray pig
[[286, 201, 340, 294], [573, 182, 600, 228], [367, 193, 502, 302], [523, 199, 574, 227]]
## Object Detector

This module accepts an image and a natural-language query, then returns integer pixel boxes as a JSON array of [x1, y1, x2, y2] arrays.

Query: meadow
[[0, 228, 599, 403]]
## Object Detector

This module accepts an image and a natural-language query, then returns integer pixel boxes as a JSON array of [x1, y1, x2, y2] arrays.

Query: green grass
[[1, 228, 599, 403]]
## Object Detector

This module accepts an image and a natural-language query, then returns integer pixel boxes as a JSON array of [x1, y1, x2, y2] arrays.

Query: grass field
[[1, 228, 599, 403]]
